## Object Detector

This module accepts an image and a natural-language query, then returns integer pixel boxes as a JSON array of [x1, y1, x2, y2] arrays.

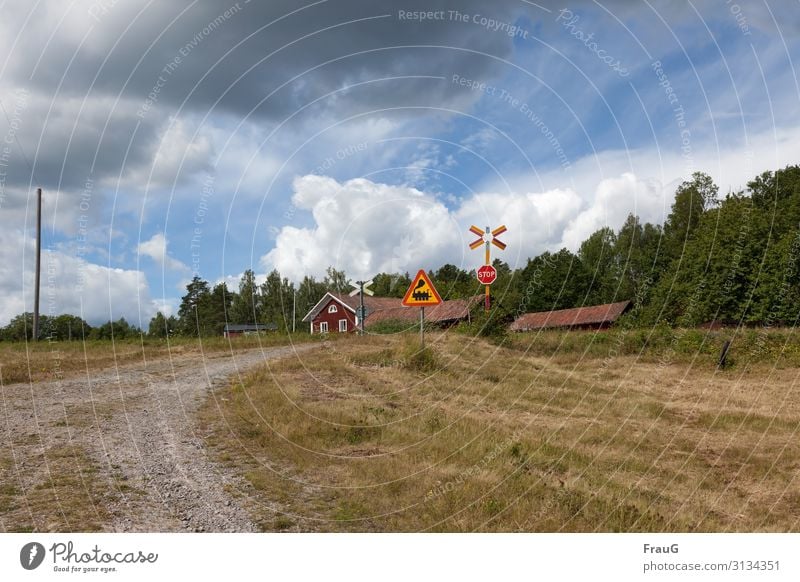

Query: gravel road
[[0, 344, 317, 532]]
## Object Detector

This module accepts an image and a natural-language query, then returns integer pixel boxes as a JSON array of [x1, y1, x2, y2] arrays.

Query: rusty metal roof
[[509, 300, 631, 331], [364, 295, 482, 325]]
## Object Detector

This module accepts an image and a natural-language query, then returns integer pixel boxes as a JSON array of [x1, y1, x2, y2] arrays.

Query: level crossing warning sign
[[401, 270, 443, 307]]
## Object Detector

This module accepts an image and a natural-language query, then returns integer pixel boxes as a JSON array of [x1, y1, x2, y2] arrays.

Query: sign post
[[402, 269, 443, 348], [469, 225, 507, 312], [349, 279, 374, 335]]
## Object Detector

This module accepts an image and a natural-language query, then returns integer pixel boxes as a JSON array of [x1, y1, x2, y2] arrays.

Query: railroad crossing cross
[[469, 225, 507, 312], [349, 279, 374, 335]]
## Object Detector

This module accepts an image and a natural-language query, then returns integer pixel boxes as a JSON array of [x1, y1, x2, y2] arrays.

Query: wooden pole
[[359, 281, 365, 336], [33, 188, 42, 341], [484, 226, 491, 312]]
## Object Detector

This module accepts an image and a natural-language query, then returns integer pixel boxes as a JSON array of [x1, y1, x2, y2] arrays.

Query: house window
[[339, 319, 348, 332], [320, 322, 329, 333], [328, 304, 338, 313]]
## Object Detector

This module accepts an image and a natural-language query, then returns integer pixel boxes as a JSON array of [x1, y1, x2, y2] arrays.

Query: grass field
[[0, 333, 327, 385], [199, 330, 800, 532]]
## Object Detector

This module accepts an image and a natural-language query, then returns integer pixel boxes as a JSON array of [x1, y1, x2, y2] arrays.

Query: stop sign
[[476, 265, 497, 285]]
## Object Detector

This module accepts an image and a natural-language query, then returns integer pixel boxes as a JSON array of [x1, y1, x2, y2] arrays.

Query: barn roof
[[509, 300, 631, 331], [364, 296, 482, 325]]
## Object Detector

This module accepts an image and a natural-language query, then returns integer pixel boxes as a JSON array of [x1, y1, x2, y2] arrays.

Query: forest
[[2, 164, 798, 340]]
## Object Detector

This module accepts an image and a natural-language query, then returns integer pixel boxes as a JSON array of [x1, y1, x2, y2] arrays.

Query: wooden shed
[[509, 300, 631, 332]]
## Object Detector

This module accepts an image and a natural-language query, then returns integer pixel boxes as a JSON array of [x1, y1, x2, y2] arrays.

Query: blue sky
[[0, 0, 798, 325]]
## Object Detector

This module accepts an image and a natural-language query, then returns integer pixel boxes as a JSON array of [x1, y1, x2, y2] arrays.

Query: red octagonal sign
[[476, 265, 497, 285]]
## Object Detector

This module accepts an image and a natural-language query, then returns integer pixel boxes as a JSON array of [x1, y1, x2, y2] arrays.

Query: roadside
[[0, 342, 319, 532]]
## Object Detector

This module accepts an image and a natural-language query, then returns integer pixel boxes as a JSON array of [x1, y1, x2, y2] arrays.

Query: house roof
[[509, 300, 631, 332]]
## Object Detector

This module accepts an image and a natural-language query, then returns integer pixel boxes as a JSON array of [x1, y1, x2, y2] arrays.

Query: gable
[[301, 292, 355, 323]]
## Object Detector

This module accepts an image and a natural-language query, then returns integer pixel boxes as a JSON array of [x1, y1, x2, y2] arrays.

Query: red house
[[302, 292, 481, 334], [301, 292, 398, 334]]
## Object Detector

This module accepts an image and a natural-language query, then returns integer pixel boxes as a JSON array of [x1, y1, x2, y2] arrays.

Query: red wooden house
[[301, 292, 398, 334]]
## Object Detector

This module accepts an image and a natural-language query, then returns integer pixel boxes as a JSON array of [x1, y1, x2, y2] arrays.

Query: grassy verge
[[199, 331, 800, 532], [497, 326, 800, 368], [0, 444, 120, 532], [0, 332, 329, 385]]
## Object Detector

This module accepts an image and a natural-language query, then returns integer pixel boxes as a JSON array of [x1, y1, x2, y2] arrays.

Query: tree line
[[2, 164, 798, 340]]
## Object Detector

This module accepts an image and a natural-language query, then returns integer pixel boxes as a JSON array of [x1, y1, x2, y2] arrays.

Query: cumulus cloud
[[263, 171, 670, 279], [138, 233, 189, 273], [263, 175, 463, 281], [0, 231, 156, 326]]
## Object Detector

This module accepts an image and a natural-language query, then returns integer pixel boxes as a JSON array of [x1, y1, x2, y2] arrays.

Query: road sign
[[402, 270, 442, 307], [349, 280, 374, 296], [477, 264, 497, 285], [350, 279, 374, 335], [469, 225, 508, 312]]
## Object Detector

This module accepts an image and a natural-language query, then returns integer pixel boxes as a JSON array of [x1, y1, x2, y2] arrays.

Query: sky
[[0, 0, 798, 326]]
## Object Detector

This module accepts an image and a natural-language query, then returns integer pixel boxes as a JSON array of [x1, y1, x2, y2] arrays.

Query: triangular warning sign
[[402, 269, 443, 307]]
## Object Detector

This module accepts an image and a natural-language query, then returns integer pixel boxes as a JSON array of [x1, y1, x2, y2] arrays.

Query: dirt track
[[0, 344, 316, 532]]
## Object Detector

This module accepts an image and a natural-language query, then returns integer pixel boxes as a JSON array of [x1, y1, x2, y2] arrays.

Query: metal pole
[[292, 290, 296, 333], [420, 306, 424, 349], [33, 188, 42, 341]]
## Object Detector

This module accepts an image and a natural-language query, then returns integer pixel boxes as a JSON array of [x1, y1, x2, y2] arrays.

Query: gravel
[[0, 343, 317, 532]]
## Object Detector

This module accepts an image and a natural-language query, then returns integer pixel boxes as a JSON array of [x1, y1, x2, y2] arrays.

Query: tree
[[579, 227, 618, 304], [432, 264, 474, 298], [177, 276, 213, 336], [149, 312, 169, 338], [208, 282, 233, 335], [259, 269, 295, 332], [614, 215, 663, 302], [230, 270, 258, 324], [664, 172, 718, 262], [294, 275, 327, 332], [516, 248, 590, 313], [323, 266, 349, 294]]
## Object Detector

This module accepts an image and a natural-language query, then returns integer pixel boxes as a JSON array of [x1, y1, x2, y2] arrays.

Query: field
[[0, 333, 327, 385], [198, 329, 800, 532], [2, 327, 799, 533]]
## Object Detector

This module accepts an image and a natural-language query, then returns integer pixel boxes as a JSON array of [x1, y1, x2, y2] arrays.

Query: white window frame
[[320, 321, 329, 333], [339, 319, 348, 332], [328, 304, 338, 313]]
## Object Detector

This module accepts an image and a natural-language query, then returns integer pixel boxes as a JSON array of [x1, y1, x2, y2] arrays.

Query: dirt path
[[0, 343, 317, 532]]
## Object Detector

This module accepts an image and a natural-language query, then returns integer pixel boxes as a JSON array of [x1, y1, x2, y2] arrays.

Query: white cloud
[[137, 233, 189, 273], [0, 231, 156, 327], [455, 188, 583, 267], [263, 118, 800, 280], [262, 175, 463, 281]]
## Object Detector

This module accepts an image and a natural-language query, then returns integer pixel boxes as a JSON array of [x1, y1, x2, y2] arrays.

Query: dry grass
[[198, 331, 800, 532], [0, 443, 119, 532], [0, 333, 327, 385]]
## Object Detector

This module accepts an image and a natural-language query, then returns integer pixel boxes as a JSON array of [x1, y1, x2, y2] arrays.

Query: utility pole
[[33, 188, 42, 342]]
